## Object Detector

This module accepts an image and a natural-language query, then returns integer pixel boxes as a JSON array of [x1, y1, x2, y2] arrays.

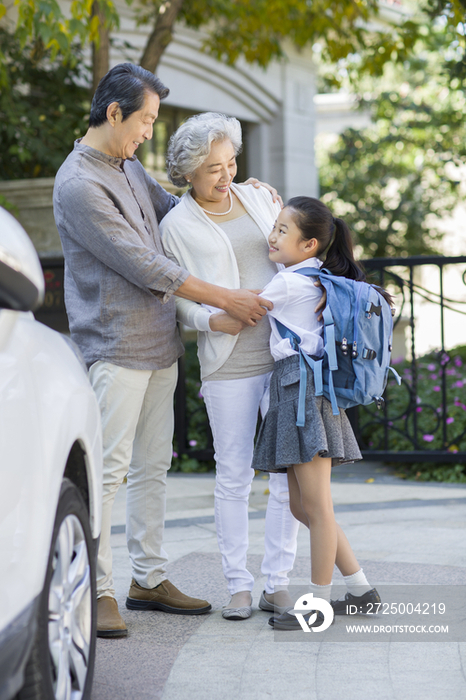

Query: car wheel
[[18, 478, 97, 700]]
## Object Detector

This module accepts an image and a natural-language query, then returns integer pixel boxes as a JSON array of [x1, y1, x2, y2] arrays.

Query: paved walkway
[[91, 463, 466, 700]]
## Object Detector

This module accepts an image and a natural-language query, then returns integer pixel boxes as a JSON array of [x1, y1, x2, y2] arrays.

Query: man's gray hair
[[166, 112, 242, 188]]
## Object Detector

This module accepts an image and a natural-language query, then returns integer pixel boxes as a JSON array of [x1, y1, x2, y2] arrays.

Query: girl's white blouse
[[261, 258, 325, 362]]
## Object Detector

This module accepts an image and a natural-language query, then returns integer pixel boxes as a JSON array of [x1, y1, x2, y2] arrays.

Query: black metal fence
[[352, 255, 466, 463], [175, 255, 466, 465], [35, 256, 69, 334], [38, 254, 466, 465]]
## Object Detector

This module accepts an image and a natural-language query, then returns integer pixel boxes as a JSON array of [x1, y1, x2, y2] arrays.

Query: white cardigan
[[160, 183, 281, 378]]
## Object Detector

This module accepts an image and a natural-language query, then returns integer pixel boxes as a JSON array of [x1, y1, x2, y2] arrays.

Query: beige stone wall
[[0, 172, 182, 257], [0, 178, 60, 256]]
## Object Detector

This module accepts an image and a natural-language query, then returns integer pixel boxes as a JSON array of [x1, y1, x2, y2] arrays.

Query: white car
[[0, 208, 102, 700]]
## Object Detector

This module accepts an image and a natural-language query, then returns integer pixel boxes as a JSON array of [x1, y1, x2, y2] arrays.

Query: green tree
[[318, 26, 466, 258], [2, 0, 465, 83], [0, 0, 118, 85], [1, 0, 465, 182], [0, 29, 90, 179]]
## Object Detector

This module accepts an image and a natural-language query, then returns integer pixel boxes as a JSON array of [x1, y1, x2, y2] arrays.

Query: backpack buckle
[[366, 302, 382, 318], [341, 337, 348, 356], [362, 348, 376, 361], [352, 341, 358, 359], [374, 396, 385, 410]]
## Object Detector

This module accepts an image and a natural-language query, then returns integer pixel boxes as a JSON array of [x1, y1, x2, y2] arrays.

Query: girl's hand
[[238, 178, 284, 208], [314, 281, 327, 321], [209, 312, 246, 335]]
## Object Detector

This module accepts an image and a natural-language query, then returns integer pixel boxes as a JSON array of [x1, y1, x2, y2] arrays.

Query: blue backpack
[[275, 267, 401, 426]]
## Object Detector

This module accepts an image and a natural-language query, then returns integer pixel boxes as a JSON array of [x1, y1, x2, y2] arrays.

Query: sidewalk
[[91, 463, 466, 700]]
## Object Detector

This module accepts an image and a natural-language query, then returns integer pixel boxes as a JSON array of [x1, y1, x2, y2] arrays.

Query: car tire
[[18, 478, 97, 700]]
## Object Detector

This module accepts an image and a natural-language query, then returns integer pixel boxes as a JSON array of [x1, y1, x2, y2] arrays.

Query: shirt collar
[[74, 139, 137, 170], [283, 258, 323, 274]]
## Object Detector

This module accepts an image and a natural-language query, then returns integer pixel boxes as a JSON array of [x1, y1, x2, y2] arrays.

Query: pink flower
[[446, 369, 456, 375], [427, 363, 436, 371], [441, 354, 450, 366], [454, 380, 464, 388], [430, 374, 437, 380], [423, 434, 435, 442], [416, 407, 423, 413], [446, 417, 454, 424], [198, 391, 203, 398], [172, 451, 178, 458], [432, 386, 440, 392], [189, 439, 197, 446], [454, 357, 463, 367]]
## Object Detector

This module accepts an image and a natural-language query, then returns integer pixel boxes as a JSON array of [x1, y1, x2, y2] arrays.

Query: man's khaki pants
[[89, 360, 177, 598]]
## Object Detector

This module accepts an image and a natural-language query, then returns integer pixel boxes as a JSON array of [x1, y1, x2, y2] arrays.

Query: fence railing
[[175, 255, 466, 465], [350, 255, 466, 463], [37, 254, 466, 465]]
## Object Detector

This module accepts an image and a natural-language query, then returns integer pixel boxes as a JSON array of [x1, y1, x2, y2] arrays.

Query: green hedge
[[360, 345, 466, 482], [172, 340, 215, 473]]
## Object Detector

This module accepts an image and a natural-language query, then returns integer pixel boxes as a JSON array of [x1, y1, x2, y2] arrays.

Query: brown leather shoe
[[97, 596, 128, 638], [126, 578, 212, 615]]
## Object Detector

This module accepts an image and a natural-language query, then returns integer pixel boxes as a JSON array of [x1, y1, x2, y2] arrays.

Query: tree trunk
[[140, 0, 185, 74], [92, 0, 110, 93]]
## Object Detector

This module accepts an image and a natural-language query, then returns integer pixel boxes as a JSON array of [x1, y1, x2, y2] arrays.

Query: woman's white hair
[[166, 112, 242, 188]]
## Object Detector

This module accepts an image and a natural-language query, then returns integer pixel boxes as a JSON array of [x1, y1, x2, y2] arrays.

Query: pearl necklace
[[200, 189, 233, 216]]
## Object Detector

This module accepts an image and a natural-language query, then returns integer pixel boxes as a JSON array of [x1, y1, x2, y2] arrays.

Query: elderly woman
[[160, 112, 300, 620]]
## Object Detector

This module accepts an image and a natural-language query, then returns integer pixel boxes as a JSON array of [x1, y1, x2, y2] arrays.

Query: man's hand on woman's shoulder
[[238, 178, 284, 208]]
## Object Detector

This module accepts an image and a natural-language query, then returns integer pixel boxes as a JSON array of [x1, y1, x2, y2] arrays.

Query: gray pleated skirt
[[252, 354, 362, 473]]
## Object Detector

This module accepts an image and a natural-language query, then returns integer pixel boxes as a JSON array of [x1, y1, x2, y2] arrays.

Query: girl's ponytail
[[323, 217, 366, 282], [286, 197, 365, 282], [286, 197, 393, 305]]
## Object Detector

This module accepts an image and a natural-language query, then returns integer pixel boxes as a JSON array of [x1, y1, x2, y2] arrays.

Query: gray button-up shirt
[[53, 140, 189, 370]]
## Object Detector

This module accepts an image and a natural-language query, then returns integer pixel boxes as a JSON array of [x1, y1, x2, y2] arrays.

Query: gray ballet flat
[[221, 592, 253, 620], [259, 589, 293, 616]]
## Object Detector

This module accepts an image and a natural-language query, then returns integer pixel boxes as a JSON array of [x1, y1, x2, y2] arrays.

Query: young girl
[[251, 196, 381, 631]]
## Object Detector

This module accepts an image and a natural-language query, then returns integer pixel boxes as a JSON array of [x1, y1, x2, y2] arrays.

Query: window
[[140, 105, 249, 183]]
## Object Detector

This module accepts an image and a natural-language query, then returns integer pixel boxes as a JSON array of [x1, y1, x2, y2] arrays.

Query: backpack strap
[[274, 319, 325, 426], [274, 317, 339, 425], [388, 365, 402, 385], [276, 268, 340, 417]]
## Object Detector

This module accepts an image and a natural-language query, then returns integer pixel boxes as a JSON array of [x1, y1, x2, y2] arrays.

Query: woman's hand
[[239, 178, 284, 208], [209, 312, 246, 335], [314, 280, 327, 321]]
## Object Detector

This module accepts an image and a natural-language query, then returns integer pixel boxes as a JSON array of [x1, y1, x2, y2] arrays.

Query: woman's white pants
[[202, 372, 299, 595]]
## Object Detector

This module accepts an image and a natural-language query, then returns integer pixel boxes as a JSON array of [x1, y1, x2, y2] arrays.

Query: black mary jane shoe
[[268, 609, 326, 631], [331, 588, 381, 615]]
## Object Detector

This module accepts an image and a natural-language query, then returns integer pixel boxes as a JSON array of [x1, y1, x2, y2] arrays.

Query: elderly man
[[53, 62, 274, 637]]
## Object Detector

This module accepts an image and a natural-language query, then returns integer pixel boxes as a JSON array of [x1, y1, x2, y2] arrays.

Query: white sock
[[309, 581, 332, 603], [343, 569, 372, 598]]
